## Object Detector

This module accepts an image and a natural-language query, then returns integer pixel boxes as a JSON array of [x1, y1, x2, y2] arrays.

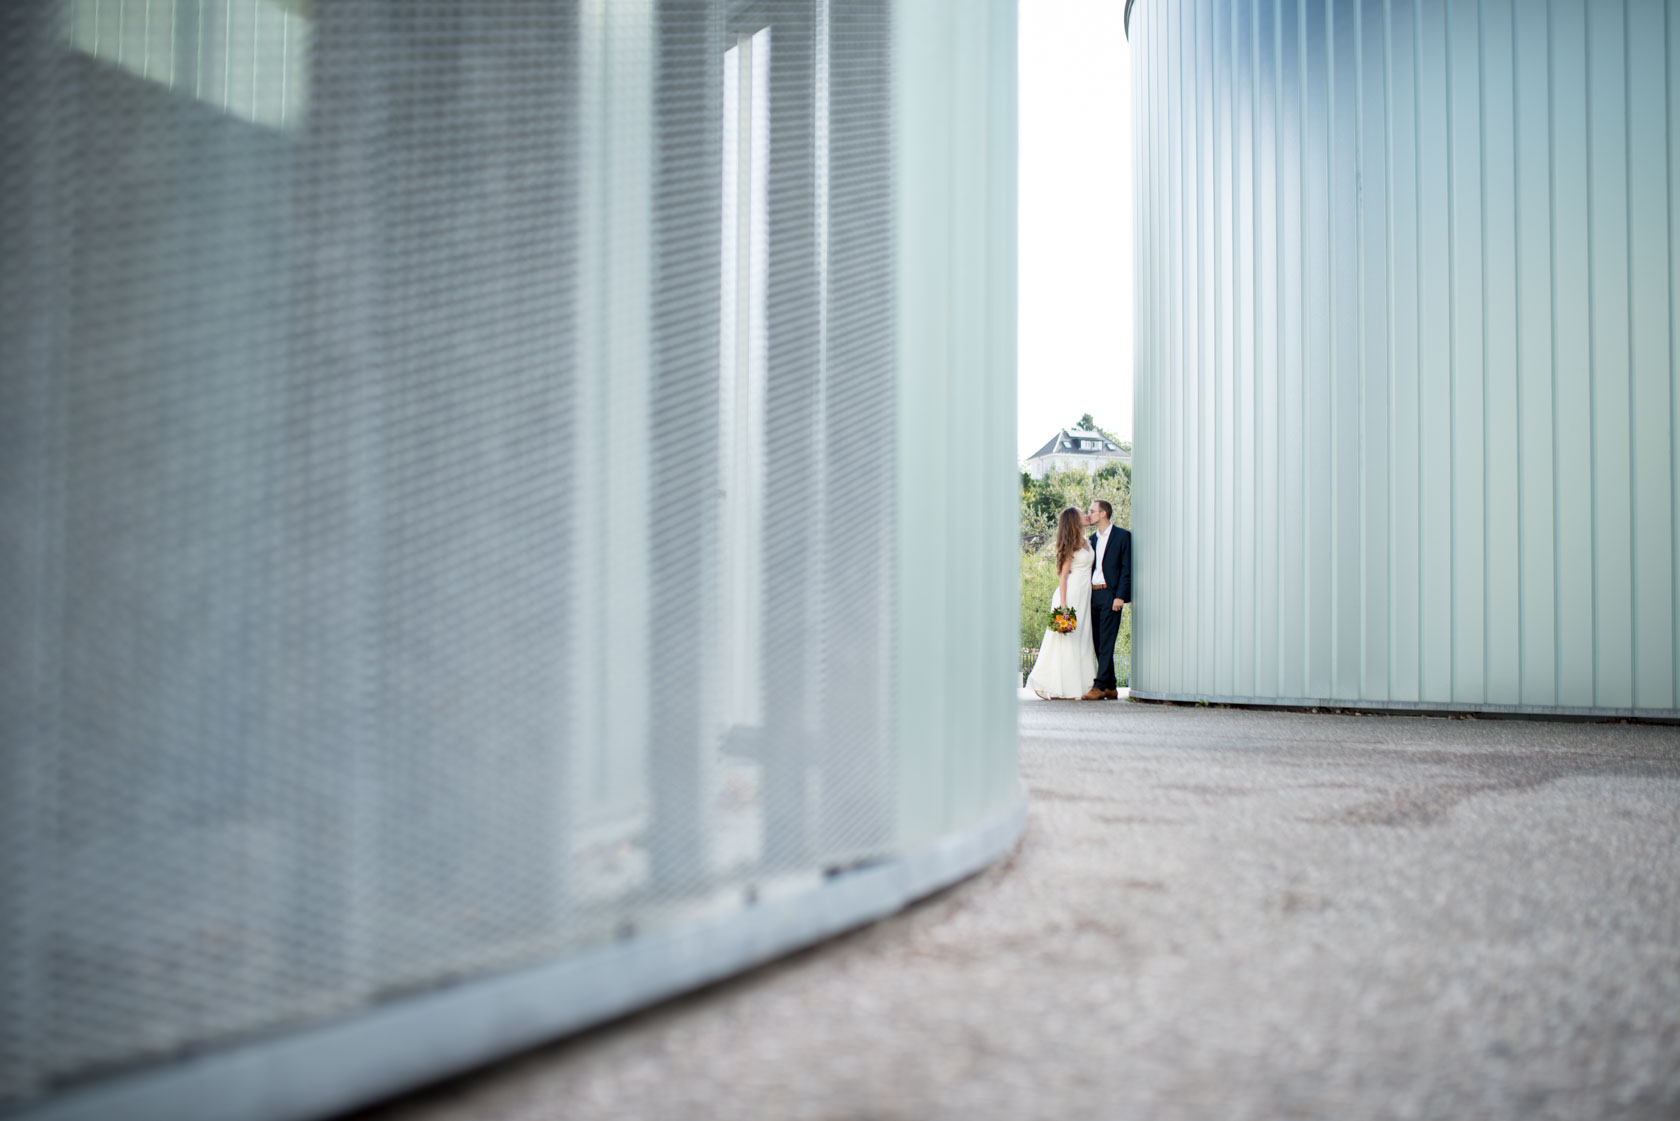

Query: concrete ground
[[354, 695, 1680, 1121]]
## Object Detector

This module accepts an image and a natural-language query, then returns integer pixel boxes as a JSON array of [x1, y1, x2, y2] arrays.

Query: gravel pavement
[[353, 695, 1680, 1121]]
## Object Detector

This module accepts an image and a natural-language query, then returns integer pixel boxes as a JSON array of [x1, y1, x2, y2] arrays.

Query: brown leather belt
[[1092, 583, 1108, 590]]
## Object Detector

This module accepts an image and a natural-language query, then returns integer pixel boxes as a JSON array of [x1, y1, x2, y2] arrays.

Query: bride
[[1026, 506, 1097, 700]]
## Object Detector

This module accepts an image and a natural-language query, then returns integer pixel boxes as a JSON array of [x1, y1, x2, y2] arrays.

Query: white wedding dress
[[1026, 545, 1096, 699]]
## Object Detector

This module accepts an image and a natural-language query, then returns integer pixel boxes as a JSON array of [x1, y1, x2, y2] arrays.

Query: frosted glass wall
[[1130, 0, 1680, 716], [0, 2, 1020, 1118], [895, 0, 1020, 848]]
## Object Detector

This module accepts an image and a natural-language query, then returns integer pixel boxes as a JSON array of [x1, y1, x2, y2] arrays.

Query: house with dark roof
[[1024, 427, 1131, 480]]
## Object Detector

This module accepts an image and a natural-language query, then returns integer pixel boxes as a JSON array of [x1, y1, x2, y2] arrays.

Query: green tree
[[1080, 415, 1127, 452], [1019, 542, 1058, 662], [1019, 464, 1131, 549]]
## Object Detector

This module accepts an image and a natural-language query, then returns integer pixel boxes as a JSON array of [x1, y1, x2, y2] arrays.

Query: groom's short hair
[[1093, 499, 1113, 521]]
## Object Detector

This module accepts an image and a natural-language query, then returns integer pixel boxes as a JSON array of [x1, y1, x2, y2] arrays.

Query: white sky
[[1017, 0, 1133, 459]]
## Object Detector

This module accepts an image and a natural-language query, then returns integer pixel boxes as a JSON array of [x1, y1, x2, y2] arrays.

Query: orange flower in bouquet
[[1050, 606, 1077, 634]]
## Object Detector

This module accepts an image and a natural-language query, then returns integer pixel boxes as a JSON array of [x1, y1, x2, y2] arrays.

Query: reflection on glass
[[718, 28, 770, 740], [65, 0, 310, 130], [709, 27, 773, 878]]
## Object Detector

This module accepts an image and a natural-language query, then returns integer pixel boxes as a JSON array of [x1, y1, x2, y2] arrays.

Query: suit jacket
[[1089, 525, 1132, 603]]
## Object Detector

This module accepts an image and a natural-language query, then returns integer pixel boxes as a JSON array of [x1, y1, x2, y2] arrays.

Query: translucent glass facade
[[0, 2, 1020, 1118], [1130, 0, 1680, 716]]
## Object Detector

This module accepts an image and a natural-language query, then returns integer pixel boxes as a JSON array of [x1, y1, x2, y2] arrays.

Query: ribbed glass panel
[[1130, 0, 1679, 715], [0, 0, 1019, 1114], [893, 0, 1019, 847]]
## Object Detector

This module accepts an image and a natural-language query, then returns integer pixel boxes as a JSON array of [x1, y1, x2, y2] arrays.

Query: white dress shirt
[[1092, 525, 1112, 586]]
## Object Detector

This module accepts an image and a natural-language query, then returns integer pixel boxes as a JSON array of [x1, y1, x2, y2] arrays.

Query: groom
[[1082, 500, 1131, 701]]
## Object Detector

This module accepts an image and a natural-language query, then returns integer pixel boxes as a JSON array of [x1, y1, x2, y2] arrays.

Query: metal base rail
[[10, 792, 1029, 1121], [1128, 688, 1680, 723]]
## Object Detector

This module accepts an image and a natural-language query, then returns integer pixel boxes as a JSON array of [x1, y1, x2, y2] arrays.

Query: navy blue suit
[[1088, 525, 1132, 691]]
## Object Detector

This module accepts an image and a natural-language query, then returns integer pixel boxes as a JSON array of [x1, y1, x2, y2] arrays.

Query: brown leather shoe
[[1081, 687, 1106, 701], [1103, 688, 1119, 699]]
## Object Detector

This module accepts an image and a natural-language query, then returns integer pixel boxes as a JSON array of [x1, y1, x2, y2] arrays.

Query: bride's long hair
[[1052, 506, 1086, 573]]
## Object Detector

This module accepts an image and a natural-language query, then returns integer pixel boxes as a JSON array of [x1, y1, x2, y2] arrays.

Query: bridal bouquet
[[1050, 606, 1077, 634]]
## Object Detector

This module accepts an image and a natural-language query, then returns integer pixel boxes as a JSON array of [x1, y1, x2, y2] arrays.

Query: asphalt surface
[[354, 695, 1680, 1121]]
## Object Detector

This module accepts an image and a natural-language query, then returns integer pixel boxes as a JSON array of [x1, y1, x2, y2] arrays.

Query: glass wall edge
[[3, 795, 1028, 1121], [1128, 690, 1680, 723]]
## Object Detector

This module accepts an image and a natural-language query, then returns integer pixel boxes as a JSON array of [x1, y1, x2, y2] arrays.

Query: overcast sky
[[1017, 0, 1133, 459]]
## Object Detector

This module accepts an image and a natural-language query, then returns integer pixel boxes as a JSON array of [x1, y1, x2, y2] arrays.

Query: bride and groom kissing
[[1027, 500, 1132, 702]]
